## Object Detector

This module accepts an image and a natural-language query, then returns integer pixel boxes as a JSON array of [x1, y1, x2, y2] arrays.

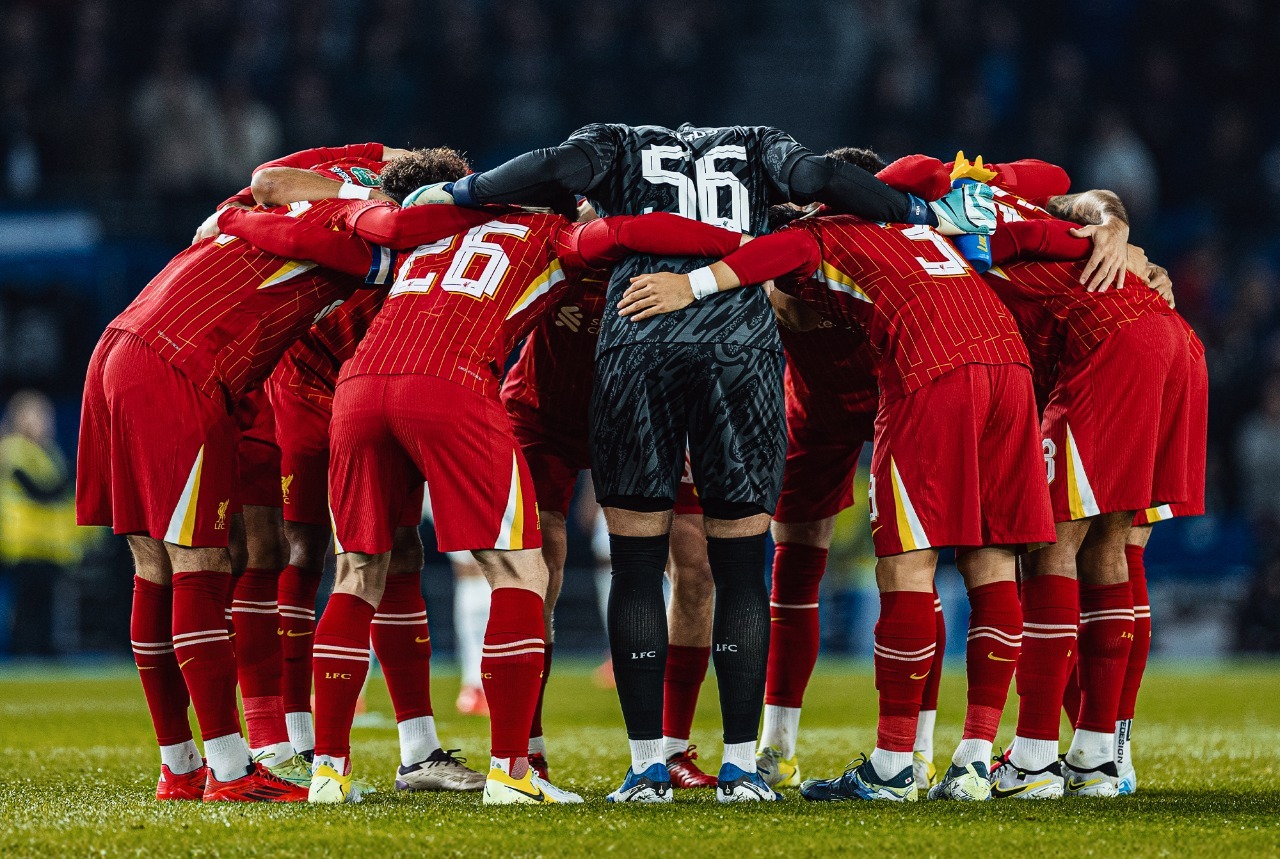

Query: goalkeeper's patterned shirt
[[566, 123, 811, 355]]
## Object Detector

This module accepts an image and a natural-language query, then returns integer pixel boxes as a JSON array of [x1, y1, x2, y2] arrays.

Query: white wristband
[[338, 183, 373, 200], [688, 267, 718, 301]]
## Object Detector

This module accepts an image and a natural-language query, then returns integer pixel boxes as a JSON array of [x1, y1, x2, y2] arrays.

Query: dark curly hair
[[378, 147, 472, 203], [824, 146, 888, 174]]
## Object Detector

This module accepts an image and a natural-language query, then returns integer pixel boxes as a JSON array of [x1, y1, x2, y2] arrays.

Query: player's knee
[[771, 518, 835, 548], [126, 535, 172, 584], [285, 522, 331, 573], [388, 527, 425, 575]]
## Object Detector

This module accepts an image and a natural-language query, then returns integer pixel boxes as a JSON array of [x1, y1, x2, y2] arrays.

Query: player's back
[[778, 323, 879, 421], [273, 287, 387, 409], [344, 212, 568, 397], [985, 188, 1172, 374], [787, 214, 1028, 401], [570, 122, 806, 354], [110, 198, 366, 404], [501, 272, 607, 430]]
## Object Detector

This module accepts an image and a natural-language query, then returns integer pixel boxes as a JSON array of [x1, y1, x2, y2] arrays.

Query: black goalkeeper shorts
[[589, 342, 785, 516]]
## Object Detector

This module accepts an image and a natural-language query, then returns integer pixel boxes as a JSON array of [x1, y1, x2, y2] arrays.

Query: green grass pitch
[[2, 661, 1278, 857]]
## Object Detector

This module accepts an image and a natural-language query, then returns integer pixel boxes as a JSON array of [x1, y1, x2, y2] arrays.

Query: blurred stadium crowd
[[1, 0, 1279, 656]]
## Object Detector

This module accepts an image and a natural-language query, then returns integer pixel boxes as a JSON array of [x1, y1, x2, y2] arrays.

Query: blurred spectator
[[129, 46, 222, 195], [1080, 107, 1160, 222], [1237, 372, 1280, 526], [0, 391, 81, 656], [214, 79, 282, 188], [1236, 557, 1280, 654]]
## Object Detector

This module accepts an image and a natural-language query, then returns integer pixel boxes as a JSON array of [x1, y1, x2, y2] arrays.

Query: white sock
[[160, 740, 201, 775], [952, 738, 993, 769], [251, 741, 294, 768], [1115, 718, 1133, 770], [454, 577, 490, 687], [869, 747, 912, 782], [315, 753, 349, 775], [722, 741, 756, 774], [760, 705, 801, 759], [1009, 735, 1059, 771], [914, 709, 936, 761], [629, 738, 664, 774], [529, 735, 547, 756], [286, 711, 314, 754], [205, 733, 252, 782], [1066, 728, 1115, 769], [662, 736, 688, 760], [397, 716, 441, 767]]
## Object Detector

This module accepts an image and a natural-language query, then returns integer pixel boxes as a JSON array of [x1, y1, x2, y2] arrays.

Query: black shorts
[[589, 342, 785, 515]]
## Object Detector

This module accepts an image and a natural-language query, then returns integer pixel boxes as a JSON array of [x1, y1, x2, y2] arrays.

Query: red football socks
[[1118, 545, 1151, 721], [873, 590, 936, 752], [277, 564, 321, 716], [312, 593, 375, 759], [921, 589, 946, 711], [1076, 581, 1135, 734], [171, 570, 242, 742], [231, 566, 287, 750], [663, 644, 711, 742], [764, 542, 826, 708], [482, 587, 545, 765], [962, 580, 1022, 742], [371, 574, 433, 723], [131, 576, 193, 746], [1015, 574, 1078, 741], [530, 643, 554, 740]]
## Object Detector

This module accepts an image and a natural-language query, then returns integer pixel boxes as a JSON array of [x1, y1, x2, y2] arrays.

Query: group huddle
[[75, 121, 1205, 806]]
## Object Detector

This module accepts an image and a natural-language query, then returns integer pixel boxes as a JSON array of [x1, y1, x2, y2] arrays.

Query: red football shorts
[[329, 374, 540, 555], [1043, 314, 1190, 522], [76, 328, 238, 547], [869, 363, 1055, 556], [234, 389, 282, 510], [774, 383, 875, 524], [1135, 334, 1208, 526], [506, 400, 589, 518]]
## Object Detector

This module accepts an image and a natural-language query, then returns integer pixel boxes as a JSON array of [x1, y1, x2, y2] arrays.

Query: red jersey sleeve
[[216, 208, 377, 279], [991, 218, 1092, 265], [564, 213, 745, 271], [876, 155, 951, 200], [345, 203, 504, 249], [988, 159, 1071, 205], [252, 143, 384, 174], [720, 229, 821, 285]]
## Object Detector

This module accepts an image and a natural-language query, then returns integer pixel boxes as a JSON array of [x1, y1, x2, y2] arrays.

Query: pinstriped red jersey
[[271, 288, 388, 410], [983, 188, 1173, 388], [778, 323, 879, 429], [782, 215, 1029, 402], [343, 212, 577, 397], [110, 197, 385, 405], [500, 273, 608, 437]]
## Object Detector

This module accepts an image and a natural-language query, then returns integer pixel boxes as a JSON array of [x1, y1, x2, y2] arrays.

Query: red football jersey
[[343, 213, 578, 396], [983, 187, 1173, 389], [221, 143, 387, 209], [271, 288, 388, 410], [500, 271, 609, 438], [110, 197, 390, 405], [774, 216, 1030, 402], [778, 322, 878, 427]]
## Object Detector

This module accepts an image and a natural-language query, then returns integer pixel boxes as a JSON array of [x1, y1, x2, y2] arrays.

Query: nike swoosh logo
[[990, 778, 1051, 798], [910, 672, 929, 680], [506, 782, 546, 802], [286, 630, 312, 638], [1068, 778, 1100, 791], [987, 652, 1015, 662], [179, 658, 195, 669], [415, 636, 430, 644]]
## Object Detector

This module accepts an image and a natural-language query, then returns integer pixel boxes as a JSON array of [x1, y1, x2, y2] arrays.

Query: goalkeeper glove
[[927, 182, 997, 236], [402, 182, 457, 206]]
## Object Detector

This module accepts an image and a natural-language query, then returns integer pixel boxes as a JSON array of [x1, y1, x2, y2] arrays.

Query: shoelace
[[427, 748, 468, 768], [684, 744, 700, 761]]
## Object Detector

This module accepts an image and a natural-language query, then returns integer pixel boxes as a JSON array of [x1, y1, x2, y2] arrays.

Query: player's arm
[[760, 127, 995, 235], [985, 159, 1071, 204], [256, 143, 388, 172], [252, 169, 394, 207], [343, 202, 502, 249], [991, 218, 1093, 265], [1044, 189, 1130, 292], [448, 125, 620, 217], [565, 212, 746, 270], [215, 208, 380, 279], [618, 230, 820, 321]]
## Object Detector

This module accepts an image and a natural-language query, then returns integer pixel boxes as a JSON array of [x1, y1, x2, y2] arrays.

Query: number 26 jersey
[[567, 122, 808, 354]]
